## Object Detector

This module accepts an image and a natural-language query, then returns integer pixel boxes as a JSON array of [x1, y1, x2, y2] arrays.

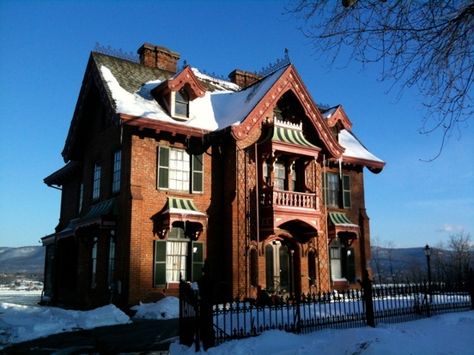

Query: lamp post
[[424, 244, 432, 315]]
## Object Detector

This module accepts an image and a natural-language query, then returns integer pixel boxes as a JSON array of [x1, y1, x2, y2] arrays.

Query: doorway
[[265, 240, 298, 295]]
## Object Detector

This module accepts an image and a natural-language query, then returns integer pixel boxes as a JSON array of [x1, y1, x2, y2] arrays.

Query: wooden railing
[[261, 188, 318, 209]]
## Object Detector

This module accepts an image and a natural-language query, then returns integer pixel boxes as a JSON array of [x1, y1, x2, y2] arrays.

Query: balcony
[[261, 188, 318, 210]]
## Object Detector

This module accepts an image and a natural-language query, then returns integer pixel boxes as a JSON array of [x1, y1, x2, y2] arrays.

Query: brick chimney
[[228, 69, 262, 88], [137, 43, 180, 73]]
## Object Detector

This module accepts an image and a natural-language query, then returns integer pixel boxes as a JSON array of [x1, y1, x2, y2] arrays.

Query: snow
[[339, 129, 384, 163], [100, 66, 219, 131], [131, 296, 179, 320], [1, 290, 473, 353], [0, 302, 130, 347], [211, 66, 288, 128], [171, 311, 474, 354], [192, 68, 240, 92], [100, 64, 288, 131], [0, 292, 179, 348]]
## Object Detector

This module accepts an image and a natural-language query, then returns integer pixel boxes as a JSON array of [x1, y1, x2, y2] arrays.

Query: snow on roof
[[211, 66, 288, 128], [321, 106, 337, 119], [191, 68, 240, 92], [100, 66, 219, 131], [339, 129, 384, 163], [100, 64, 287, 131]]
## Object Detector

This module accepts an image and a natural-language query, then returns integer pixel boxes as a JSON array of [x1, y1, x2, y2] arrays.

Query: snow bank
[[0, 303, 130, 347], [131, 296, 179, 320]]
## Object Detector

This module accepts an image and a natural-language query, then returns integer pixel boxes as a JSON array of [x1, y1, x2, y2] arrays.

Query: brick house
[[42, 43, 384, 309]]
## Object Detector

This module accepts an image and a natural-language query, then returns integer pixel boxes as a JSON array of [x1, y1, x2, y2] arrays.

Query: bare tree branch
[[288, 0, 474, 159]]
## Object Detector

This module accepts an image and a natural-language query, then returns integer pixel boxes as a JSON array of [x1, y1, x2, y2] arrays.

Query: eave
[[120, 113, 210, 138], [44, 161, 81, 187]]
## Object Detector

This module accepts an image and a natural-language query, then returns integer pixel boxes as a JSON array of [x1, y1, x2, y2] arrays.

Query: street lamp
[[424, 244, 432, 285], [424, 244, 432, 315]]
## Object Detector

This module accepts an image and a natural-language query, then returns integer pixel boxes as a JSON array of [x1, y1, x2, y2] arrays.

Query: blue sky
[[0, 0, 472, 248]]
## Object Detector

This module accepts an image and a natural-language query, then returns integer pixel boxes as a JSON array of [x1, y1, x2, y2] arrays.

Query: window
[[250, 248, 258, 287], [78, 183, 84, 213], [107, 235, 116, 287], [112, 150, 121, 194], [329, 243, 342, 279], [92, 163, 101, 200], [157, 146, 203, 192], [174, 89, 189, 118], [154, 226, 205, 285], [329, 239, 355, 282], [324, 172, 339, 207], [274, 162, 286, 190], [265, 241, 291, 292], [324, 173, 351, 209], [91, 237, 98, 288], [308, 250, 317, 287]]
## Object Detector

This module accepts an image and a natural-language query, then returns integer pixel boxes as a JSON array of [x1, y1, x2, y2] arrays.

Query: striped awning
[[168, 197, 206, 216], [329, 212, 358, 227], [82, 198, 117, 220], [328, 212, 359, 238], [272, 126, 318, 149]]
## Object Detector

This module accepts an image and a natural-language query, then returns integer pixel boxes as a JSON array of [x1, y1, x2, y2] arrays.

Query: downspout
[[254, 143, 260, 251], [323, 154, 332, 291]]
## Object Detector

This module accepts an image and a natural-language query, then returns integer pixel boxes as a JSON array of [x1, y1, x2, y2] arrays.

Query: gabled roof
[[321, 105, 352, 130], [339, 129, 385, 173], [62, 49, 383, 169]]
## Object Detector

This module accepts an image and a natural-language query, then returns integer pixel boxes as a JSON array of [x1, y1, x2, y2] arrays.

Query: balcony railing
[[261, 188, 318, 210]]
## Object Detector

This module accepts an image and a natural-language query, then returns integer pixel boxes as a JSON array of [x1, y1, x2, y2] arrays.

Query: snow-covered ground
[[1, 289, 473, 354], [172, 311, 474, 354]]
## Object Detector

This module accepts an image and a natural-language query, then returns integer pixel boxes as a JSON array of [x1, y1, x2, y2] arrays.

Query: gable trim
[[230, 65, 344, 158]]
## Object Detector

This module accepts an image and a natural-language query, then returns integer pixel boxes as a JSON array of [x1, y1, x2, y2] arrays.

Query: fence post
[[469, 268, 474, 310], [198, 261, 215, 350], [362, 269, 375, 327]]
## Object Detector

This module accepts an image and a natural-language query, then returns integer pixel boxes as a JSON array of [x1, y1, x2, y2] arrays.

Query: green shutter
[[191, 241, 204, 281], [158, 147, 169, 189], [343, 175, 351, 208], [192, 154, 203, 193], [154, 240, 166, 285]]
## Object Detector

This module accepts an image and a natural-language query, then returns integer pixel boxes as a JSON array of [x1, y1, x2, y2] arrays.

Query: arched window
[[174, 89, 189, 117], [249, 248, 258, 287], [308, 250, 317, 287]]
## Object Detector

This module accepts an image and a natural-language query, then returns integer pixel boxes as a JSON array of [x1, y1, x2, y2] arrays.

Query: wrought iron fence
[[211, 281, 473, 345], [180, 276, 474, 349]]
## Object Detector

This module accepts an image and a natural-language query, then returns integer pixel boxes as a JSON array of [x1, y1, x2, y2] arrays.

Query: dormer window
[[174, 89, 189, 118]]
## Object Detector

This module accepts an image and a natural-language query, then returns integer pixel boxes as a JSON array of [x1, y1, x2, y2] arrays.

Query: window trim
[[323, 172, 351, 209], [157, 146, 203, 193], [154, 225, 205, 286], [171, 89, 190, 119]]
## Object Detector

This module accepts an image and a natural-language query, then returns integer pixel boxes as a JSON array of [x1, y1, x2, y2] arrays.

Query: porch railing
[[260, 188, 318, 210]]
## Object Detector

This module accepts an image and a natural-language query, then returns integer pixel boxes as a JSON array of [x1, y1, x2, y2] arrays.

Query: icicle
[[338, 157, 342, 179]]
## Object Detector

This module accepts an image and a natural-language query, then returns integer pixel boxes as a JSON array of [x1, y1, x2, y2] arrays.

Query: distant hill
[[370, 246, 427, 282], [0, 246, 44, 274]]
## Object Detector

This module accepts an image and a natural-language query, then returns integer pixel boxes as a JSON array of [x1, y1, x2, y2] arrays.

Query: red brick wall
[[127, 130, 212, 305]]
